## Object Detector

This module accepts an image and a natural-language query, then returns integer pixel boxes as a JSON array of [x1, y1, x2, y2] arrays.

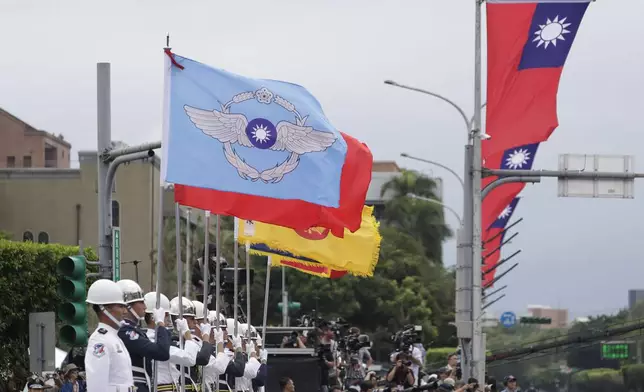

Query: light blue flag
[[163, 54, 347, 208]]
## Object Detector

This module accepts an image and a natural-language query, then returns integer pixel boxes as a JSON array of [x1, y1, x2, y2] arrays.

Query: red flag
[[484, 0, 589, 159], [174, 132, 372, 237], [483, 198, 520, 288]]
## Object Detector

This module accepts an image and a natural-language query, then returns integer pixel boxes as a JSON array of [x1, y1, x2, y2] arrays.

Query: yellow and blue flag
[[236, 206, 381, 277]]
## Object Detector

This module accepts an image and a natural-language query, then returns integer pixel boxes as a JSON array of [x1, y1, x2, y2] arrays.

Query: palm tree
[[380, 169, 452, 263]]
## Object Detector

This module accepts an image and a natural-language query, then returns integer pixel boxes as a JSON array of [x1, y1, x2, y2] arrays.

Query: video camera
[[391, 324, 422, 353]]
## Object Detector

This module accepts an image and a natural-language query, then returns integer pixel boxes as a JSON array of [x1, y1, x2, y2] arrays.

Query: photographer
[[386, 353, 415, 388], [281, 331, 306, 349], [317, 324, 338, 392]]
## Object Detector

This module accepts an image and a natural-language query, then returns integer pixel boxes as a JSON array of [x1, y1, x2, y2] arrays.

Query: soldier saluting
[[117, 279, 171, 392]]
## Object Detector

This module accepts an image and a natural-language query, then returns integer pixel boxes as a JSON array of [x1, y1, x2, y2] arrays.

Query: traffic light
[[57, 255, 88, 346], [277, 301, 301, 311], [519, 316, 552, 325], [601, 342, 630, 360]]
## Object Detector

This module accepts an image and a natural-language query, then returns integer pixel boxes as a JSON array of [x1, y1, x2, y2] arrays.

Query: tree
[[380, 169, 452, 263], [0, 240, 97, 388]]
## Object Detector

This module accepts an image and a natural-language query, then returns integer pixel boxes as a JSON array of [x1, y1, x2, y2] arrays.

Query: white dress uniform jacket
[[146, 329, 201, 384], [85, 322, 134, 392], [202, 349, 232, 392], [235, 355, 261, 392]]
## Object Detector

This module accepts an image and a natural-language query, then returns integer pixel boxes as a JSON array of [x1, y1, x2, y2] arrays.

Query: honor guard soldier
[[117, 280, 172, 392], [169, 297, 213, 391], [142, 292, 202, 391], [84, 279, 134, 392]]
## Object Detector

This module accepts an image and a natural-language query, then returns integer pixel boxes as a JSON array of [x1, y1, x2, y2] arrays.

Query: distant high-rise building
[[527, 305, 568, 329], [628, 289, 644, 309]]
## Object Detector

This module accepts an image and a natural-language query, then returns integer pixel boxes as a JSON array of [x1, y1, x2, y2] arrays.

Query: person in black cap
[[501, 375, 518, 392]]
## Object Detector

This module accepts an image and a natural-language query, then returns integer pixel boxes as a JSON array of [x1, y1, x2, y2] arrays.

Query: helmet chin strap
[[127, 305, 144, 321], [99, 305, 121, 326]]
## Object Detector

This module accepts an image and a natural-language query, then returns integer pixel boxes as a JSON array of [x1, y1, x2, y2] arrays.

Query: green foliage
[[622, 364, 644, 391], [425, 347, 457, 369], [379, 169, 452, 263], [0, 240, 97, 385], [0, 230, 12, 240], [571, 368, 625, 392]]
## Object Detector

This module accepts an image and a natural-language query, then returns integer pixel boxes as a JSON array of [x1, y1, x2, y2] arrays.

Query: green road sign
[[57, 255, 88, 345], [277, 301, 301, 311], [601, 342, 630, 360], [112, 227, 121, 281], [519, 317, 552, 325]]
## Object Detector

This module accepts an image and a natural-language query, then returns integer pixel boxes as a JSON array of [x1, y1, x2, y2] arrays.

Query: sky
[[1, 0, 643, 320]]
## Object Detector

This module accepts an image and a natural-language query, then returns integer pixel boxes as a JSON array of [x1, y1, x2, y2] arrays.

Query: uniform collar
[[98, 322, 119, 333]]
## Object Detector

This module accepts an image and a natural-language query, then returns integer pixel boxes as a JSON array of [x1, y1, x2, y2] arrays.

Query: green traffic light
[[57, 256, 86, 279], [58, 302, 87, 324], [60, 325, 88, 346], [57, 255, 88, 346]]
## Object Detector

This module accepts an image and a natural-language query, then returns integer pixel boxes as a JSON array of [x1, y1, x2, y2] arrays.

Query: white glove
[[255, 336, 263, 348], [232, 335, 242, 349], [175, 318, 190, 335], [214, 328, 224, 344], [200, 323, 212, 336], [153, 308, 165, 324], [260, 348, 268, 362], [246, 340, 256, 354]]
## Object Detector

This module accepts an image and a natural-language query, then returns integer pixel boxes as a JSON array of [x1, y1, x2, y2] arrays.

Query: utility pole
[[97, 63, 112, 279], [470, 0, 485, 380], [96, 62, 162, 281]]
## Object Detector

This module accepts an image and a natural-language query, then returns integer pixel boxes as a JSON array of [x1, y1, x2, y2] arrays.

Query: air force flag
[[161, 53, 347, 208]]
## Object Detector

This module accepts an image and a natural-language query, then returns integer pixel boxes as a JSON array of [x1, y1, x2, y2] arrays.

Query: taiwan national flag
[[163, 51, 372, 235], [484, 0, 590, 159], [483, 198, 520, 287], [482, 143, 538, 233]]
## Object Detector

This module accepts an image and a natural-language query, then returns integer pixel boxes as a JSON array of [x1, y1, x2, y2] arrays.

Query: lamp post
[[385, 79, 487, 380]]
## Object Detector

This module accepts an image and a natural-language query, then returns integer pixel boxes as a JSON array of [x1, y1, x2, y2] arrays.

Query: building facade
[[0, 109, 71, 169], [527, 305, 569, 329]]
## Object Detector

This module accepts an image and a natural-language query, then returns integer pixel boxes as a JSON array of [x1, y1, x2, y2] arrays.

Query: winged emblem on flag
[[184, 87, 337, 184]]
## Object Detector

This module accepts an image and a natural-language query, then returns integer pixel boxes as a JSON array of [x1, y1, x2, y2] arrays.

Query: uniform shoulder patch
[[97, 328, 108, 335], [126, 330, 139, 340], [93, 343, 106, 357]]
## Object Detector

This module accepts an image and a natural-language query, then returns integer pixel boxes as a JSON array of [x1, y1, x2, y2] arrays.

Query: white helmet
[[86, 279, 125, 305], [169, 296, 196, 316], [116, 279, 145, 304], [144, 292, 170, 314], [192, 300, 206, 320], [207, 311, 226, 327]]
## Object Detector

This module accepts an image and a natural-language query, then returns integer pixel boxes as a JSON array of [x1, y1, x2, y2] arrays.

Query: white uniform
[[235, 356, 261, 392], [202, 349, 232, 392], [85, 322, 134, 392], [146, 329, 201, 385]]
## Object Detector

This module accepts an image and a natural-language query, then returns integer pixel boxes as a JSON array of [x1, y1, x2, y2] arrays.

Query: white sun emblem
[[498, 206, 512, 220], [251, 124, 271, 144], [505, 148, 531, 170], [533, 15, 571, 49]]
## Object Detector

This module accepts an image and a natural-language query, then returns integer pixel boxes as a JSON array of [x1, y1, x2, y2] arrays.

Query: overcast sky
[[2, 0, 643, 320]]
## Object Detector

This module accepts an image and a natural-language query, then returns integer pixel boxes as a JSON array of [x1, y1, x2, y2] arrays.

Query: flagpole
[[186, 208, 192, 297], [202, 211, 210, 392], [175, 202, 186, 392], [470, 0, 485, 382], [261, 257, 272, 343]]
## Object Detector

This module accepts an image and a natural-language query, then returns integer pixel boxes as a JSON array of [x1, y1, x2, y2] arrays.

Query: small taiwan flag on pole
[[484, 0, 590, 159]]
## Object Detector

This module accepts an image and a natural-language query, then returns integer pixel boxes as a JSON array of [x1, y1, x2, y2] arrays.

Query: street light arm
[[384, 80, 471, 132], [401, 152, 465, 191], [407, 193, 463, 227]]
